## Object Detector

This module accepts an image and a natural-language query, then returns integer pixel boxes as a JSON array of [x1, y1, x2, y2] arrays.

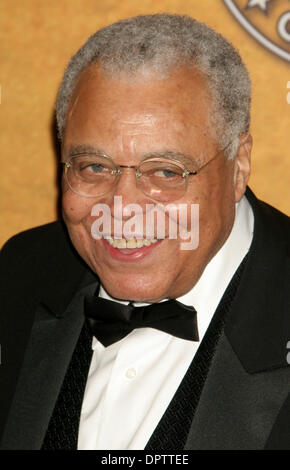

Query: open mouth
[[102, 237, 162, 259], [106, 237, 158, 249]]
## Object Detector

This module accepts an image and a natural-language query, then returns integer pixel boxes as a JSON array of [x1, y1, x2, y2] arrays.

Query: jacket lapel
[[185, 188, 290, 449], [185, 333, 290, 449], [1, 271, 98, 450], [0, 221, 98, 443]]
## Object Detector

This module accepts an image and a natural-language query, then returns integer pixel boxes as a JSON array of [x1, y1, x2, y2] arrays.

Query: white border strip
[[223, 0, 290, 62]]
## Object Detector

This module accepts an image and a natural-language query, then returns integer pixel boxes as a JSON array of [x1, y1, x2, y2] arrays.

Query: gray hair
[[56, 13, 251, 159]]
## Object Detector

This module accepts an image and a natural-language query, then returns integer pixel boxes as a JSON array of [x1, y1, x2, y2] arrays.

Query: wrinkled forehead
[[66, 63, 212, 119], [63, 64, 216, 160]]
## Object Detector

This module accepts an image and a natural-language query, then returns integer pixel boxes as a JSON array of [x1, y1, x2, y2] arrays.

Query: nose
[[110, 167, 149, 219]]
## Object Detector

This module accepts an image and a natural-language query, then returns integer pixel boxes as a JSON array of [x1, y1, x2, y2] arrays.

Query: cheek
[[62, 190, 94, 226], [184, 172, 235, 251], [197, 166, 235, 213]]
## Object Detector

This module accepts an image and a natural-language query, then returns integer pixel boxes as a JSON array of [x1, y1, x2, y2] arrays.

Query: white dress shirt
[[78, 196, 254, 450]]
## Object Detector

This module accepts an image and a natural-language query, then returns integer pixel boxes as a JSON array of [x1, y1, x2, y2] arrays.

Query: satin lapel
[[0, 221, 99, 442], [185, 334, 290, 450], [185, 188, 290, 449], [0, 283, 97, 450]]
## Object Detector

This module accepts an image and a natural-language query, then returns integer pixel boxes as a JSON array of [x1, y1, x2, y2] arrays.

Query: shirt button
[[125, 368, 137, 379]]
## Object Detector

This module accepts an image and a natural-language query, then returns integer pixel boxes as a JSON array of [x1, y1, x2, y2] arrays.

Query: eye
[[73, 157, 114, 183], [76, 160, 109, 175], [154, 169, 180, 178], [86, 163, 106, 173]]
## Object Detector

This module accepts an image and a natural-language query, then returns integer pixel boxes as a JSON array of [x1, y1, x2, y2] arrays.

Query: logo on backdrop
[[223, 0, 290, 62]]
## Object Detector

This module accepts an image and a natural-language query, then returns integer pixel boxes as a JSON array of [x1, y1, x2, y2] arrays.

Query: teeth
[[136, 239, 143, 248], [106, 237, 158, 249], [126, 239, 137, 249]]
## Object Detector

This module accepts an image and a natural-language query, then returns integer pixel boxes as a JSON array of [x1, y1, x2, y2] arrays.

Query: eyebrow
[[141, 151, 200, 169], [65, 144, 106, 158], [64, 144, 200, 169]]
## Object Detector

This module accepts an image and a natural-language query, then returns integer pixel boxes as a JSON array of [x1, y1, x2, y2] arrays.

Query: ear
[[234, 133, 252, 203]]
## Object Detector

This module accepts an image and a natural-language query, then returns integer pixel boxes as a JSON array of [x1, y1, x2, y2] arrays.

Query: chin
[[100, 274, 170, 303]]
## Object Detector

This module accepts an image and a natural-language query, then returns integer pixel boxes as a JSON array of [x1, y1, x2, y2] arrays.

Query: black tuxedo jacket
[[0, 187, 290, 450]]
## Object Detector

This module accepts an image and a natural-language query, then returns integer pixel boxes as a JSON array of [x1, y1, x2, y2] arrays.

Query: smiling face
[[61, 64, 251, 302]]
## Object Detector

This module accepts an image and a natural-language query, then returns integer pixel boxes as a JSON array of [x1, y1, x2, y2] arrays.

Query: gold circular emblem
[[224, 0, 290, 62]]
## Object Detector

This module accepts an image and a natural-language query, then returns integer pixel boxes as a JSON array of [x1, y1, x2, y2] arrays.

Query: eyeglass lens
[[65, 154, 189, 201]]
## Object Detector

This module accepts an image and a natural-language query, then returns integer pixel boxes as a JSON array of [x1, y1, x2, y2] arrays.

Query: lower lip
[[102, 238, 162, 261]]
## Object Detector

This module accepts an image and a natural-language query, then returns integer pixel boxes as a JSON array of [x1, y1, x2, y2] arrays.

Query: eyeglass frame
[[62, 141, 231, 199]]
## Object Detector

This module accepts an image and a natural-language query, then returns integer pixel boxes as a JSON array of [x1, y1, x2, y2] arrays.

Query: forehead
[[63, 64, 214, 159]]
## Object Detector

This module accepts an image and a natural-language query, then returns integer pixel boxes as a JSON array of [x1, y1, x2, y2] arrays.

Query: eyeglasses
[[62, 144, 229, 202]]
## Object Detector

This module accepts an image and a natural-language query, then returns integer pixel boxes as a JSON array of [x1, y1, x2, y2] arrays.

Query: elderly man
[[0, 14, 289, 451]]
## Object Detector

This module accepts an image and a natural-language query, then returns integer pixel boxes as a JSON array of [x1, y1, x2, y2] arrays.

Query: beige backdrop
[[0, 0, 289, 247]]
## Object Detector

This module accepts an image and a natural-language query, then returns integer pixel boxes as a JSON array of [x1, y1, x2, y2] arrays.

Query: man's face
[[62, 64, 246, 302]]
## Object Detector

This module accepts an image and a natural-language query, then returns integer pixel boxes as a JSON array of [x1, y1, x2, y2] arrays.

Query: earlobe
[[234, 133, 252, 202]]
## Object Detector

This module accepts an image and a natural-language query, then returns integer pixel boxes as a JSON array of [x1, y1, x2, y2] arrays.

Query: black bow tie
[[84, 296, 199, 347]]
